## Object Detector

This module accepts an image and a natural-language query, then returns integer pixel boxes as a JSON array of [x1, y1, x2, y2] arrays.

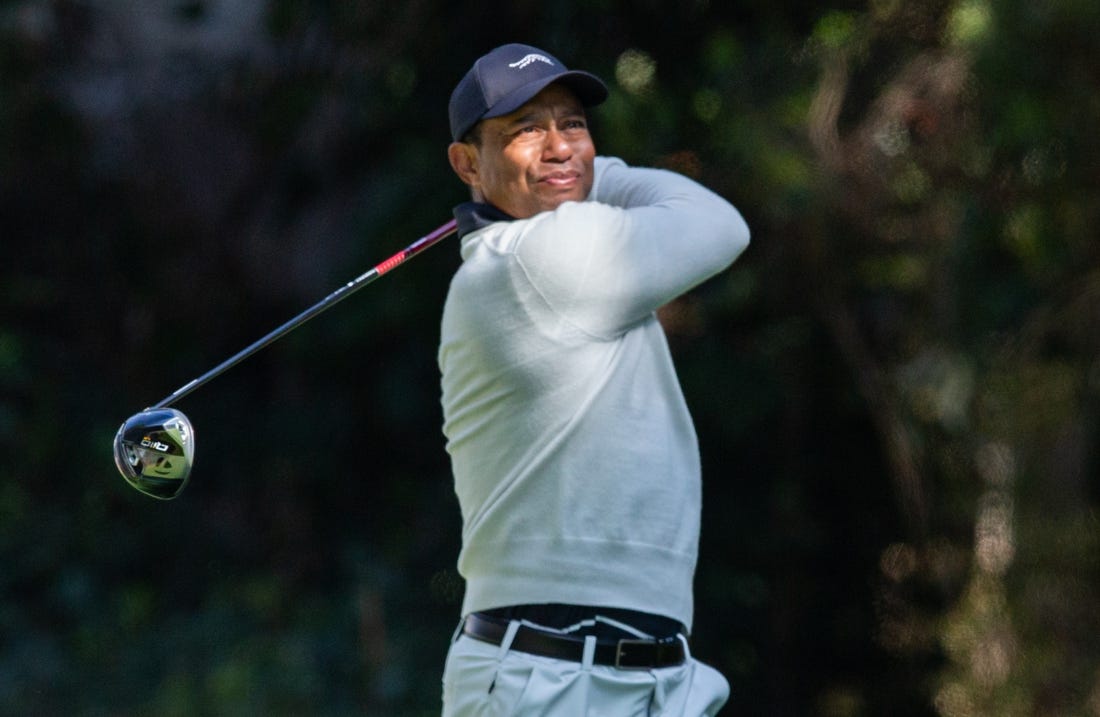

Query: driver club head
[[113, 407, 195, 500]]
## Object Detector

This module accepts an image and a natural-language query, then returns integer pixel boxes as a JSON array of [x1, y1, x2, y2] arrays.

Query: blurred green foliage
[[1, 0, 1098, 714]]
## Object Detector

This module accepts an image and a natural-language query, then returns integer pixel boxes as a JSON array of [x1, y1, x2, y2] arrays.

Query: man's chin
[[540, 188, 589, 211]]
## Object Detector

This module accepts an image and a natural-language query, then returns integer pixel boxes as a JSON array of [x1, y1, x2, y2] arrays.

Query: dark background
[[2, 1, 1098, 714]]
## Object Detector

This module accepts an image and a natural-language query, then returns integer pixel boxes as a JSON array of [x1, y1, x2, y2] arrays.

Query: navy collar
[[453, 202, 515, 238]]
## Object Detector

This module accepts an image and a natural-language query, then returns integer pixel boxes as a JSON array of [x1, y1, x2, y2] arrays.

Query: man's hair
[[460, 124, 482, 146]]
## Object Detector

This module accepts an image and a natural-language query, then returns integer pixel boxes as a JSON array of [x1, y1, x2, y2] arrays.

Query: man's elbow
[[718, 205, 751, 266]]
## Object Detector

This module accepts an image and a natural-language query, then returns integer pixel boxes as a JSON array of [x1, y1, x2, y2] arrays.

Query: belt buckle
[[615, 637, 664, 670]]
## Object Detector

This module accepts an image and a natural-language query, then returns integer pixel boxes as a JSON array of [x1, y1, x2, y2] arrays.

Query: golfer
[[438, 43, 750, 716]]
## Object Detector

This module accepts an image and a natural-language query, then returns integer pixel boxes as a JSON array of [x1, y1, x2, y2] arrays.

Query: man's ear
[[448, 142, 479, 188]]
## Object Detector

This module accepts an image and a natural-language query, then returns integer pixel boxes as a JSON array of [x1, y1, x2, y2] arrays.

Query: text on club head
[[141, 437, 171, 452]]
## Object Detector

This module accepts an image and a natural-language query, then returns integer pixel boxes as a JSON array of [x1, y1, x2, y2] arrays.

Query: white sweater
[[438, 156, 750, 631]]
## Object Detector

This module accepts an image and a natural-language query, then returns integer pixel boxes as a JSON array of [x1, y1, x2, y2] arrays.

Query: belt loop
[[451, 616, 468, 645], [497, 620, 522, 661], [581, 635, 597, 671]]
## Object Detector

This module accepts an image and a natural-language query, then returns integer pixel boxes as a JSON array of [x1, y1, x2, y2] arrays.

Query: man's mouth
[[539, 171, 582, 187]]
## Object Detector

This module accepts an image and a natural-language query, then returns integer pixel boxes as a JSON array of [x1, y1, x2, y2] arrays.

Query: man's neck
[[453, 202, 515, 237]]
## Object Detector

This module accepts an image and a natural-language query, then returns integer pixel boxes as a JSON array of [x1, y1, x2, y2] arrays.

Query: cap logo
[[508, 53, 554, 70]]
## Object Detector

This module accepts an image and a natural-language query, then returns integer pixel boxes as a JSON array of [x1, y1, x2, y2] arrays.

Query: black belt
[[462, 612, 686, 669]]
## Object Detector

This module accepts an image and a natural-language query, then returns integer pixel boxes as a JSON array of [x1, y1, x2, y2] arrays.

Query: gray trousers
[[441, 618, 729, 716]]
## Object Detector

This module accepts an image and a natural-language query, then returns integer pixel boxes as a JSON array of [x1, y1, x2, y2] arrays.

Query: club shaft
[[150, 218, 458, 409]]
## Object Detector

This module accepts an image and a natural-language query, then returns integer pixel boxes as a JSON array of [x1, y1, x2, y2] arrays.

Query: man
[[438, 43, 750, 716]]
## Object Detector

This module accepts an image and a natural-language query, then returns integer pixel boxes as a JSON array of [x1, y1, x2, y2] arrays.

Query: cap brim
[[482, 70, 609, 122]]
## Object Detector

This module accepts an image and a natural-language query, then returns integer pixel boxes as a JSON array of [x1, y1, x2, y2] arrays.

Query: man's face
[[453, 83, 596, 219]]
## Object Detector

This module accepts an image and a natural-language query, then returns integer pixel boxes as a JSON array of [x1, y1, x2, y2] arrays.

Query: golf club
[[114, 218, 458, 500]]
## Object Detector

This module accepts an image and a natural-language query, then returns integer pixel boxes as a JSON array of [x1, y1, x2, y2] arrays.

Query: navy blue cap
[[449, 43, 609, 142]]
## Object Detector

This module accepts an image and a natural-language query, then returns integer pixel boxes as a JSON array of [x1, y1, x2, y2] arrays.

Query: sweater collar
[[453, 201, 515, 238]]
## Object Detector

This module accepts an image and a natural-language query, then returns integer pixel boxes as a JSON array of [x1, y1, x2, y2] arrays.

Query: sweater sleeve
[[512, 156, 750, 338]]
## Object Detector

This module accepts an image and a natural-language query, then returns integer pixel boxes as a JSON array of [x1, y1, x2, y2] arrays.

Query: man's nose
[[542, 127, 573, 160]]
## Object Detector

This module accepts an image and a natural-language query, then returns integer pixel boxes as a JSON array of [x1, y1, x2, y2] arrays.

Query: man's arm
[[513, 157, 750, 338]]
